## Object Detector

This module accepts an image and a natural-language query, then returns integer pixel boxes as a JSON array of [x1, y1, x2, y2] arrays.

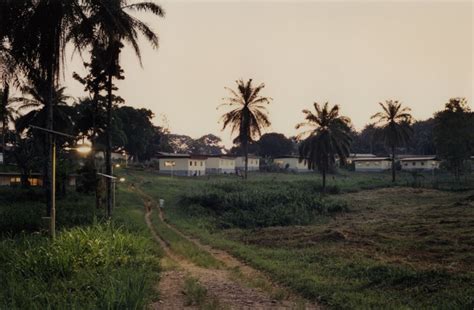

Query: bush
[[181, 183, 348, 228]]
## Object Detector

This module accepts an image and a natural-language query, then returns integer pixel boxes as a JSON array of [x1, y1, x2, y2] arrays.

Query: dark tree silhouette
[[371, 100, 413, 182], [296, 102, 352, 191], [220, 79, 272, 179]]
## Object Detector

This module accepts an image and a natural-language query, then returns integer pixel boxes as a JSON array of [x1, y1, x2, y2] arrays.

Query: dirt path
[[136, 187, 321, 310]]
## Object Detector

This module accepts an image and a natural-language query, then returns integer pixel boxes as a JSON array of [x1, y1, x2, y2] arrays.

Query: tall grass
[[0, 224, 160, 309]]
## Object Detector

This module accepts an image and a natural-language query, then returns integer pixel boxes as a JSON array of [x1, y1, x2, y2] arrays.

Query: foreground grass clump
[[181, 184, 348, 228], [0, 224, 160, 309]]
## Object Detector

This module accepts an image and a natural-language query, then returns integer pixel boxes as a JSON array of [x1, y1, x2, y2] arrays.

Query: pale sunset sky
[[64, 0, 474, 147]]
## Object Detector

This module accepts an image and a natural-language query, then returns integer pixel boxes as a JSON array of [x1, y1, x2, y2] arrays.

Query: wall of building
[[206, 158, 235, 174], [158, 158, 206, 176], [274, 158, 309, 172], [235, 157, 259, 171], [354, 160, 391, 172], [401, 160, 440, 171]]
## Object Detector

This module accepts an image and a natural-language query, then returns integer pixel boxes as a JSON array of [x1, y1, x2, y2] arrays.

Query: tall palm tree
[[6, 0, 88, 219], [79, 0, 164, 217], [220, 79, 272, 179], [371, 100, 413, 182], [296, 102, 352, 191]]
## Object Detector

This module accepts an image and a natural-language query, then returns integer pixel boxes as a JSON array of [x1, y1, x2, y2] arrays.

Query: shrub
[[181, 183, 348, 228]]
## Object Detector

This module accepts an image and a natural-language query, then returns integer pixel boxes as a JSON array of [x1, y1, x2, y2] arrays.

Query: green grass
[[129, 168, 474, 309], [0, 224, 160, 309], [0, 182, 163, 309]]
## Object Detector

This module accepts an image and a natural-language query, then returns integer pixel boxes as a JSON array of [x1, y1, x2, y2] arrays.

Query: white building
[[235, 156, 260, 172], [353, 157, 391, 172], [400, 156, 440, 171], [346, 153, 376, 165], [273, 156, 309, 172], [157, 153, 207, 176], [205, 155, 236, 174]]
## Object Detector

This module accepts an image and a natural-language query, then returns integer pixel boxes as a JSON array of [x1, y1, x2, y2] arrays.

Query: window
[[200, 161, 203, 166], [412, 162, 416, 166], [165, 161, 175, 167], [190, 161, 193, 166]]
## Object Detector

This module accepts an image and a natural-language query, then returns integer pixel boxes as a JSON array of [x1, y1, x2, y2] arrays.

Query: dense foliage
[[181, 181, 348, 228]]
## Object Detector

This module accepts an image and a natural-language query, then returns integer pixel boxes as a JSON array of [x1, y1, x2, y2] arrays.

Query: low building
[[346, 153, 376, 165], [353, 157, 391, 172], [273, 156, 309, 172], [235, 156, 260, 172], [205, 155, 235, 174], [157, 152, 207, 176], [0, 172, 43, 186], [400, 156, 440, 171]]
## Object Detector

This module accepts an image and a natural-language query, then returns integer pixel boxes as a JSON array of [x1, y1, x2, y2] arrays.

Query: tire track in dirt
[[135, 186, 321, 309]]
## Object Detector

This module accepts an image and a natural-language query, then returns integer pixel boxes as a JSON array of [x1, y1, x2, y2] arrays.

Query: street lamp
[[30, 125, 91, 239], [97, 171, 125, 217]]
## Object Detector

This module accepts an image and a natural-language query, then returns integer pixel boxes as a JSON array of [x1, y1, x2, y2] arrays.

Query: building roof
[[400, 156, 438, 161], [352, 157, 391, 162], [205, 154, 236, 159], [235, 155, 260, 159], [156, 152, 208, 160], [349, 153, 376, 158], [0, 172, 42, 176]]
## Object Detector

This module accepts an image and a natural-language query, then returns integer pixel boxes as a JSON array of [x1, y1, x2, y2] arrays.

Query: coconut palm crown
[[296, 102, 352, 191], [371, 100, 413, 182], [219, 78, 272, 179]]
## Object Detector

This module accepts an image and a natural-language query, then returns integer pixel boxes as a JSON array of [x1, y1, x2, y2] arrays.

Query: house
[[0, 172, 43, 186], [273, 156, 309, 172], [346, 153, 376, 165], [156, 152, 207, 176], [0, 172, 77, 187], [400, 156, 440, 171], [353, 157, 391, 172], [235, 156, 260, 172], [205, 155, 235, 174]]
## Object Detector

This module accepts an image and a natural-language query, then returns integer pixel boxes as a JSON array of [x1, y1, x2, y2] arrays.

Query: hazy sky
[[64, 0, 473, 147]]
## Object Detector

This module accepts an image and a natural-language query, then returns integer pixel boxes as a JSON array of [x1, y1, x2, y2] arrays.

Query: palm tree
[[80, 0, 165, 217], [220, 79, 272, 179], [0, 87, 18, 161], [12, 82, 75, 136], [296, 102, 352, 192], [371, 100, 413, 182], [6, 0, 88, 219]]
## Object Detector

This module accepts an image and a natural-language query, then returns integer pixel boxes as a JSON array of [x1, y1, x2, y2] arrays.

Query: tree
[[371, 100, 413, 182], [434, 98, 473, 179], [409, 119, 436, 155], [5, 0, 89, 220], [296, 102, 352, 191], [0, 87, 17, 162], [350, 124, 385, 155], [82, 0, 164, 217], [190, 134, 225, 155], [220, 79, 272, 179], [114, 106, 154, 161], [257, 133, 293, 158]]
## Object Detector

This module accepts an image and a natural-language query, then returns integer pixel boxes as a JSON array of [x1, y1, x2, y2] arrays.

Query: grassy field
[[0, 185, 162, 309], [129, 168, 474, 309]]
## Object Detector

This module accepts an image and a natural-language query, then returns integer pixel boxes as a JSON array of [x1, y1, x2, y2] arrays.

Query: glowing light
[[76, 144, 92, 154], [119, 177, 126, 182]]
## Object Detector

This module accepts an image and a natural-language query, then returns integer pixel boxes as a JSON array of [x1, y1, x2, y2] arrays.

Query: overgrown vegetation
[[0, 224, 159, 309], [181, 182, 348, 228], [132, 170, 474, 309], [0, 185, 162, 309]]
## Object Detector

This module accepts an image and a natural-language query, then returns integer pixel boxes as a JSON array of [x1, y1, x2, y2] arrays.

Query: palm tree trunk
[[244, 140, 248, 180], [322, 168, 326, 192], [391, 145, 396, 183], [45, 61, 54, 218], [105, 71, 113, 218], [1, 81, 9, 165]]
